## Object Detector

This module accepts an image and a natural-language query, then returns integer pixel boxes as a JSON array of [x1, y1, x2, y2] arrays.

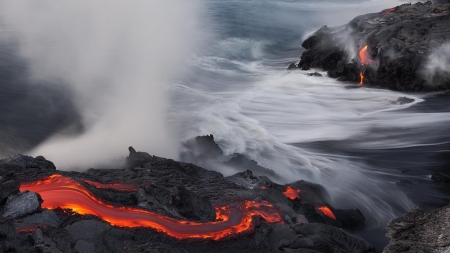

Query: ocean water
[[170, 0, 450, 248], [0, 0, 449, 250]]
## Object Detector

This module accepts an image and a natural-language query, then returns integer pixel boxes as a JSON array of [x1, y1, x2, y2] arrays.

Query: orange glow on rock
[[382, 8, 395, 16], [20, 175, 283, 240], [283, 186, 301, 200], [82, 179, 138, 192], [317, 206, 336, 220], [359, 45, 375, 66], [360, 72, 364, 85], [18, 226, 37, 233]]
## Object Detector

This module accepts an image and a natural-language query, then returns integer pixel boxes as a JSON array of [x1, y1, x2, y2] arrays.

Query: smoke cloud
[[0, 0, 203, 169]]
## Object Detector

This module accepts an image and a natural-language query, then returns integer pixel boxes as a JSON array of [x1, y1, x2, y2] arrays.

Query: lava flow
[[360, 72, 364, 85], [20, 175, 283, 240], [358, 45, 375, 84], [82, 179, 138, 192], [382, 7, 395, 16], [317, 206, 336, 220], [359, 45, 374, 66], [283, 186, 301, 200]]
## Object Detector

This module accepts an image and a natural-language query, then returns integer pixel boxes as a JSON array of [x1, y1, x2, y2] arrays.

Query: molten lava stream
[[20, 175, 282, 240], [317, 206, 336, 220], [359, 45, 375, 66]]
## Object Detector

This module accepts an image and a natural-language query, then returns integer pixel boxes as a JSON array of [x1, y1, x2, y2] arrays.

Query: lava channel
[[358, 45, 375, 84], [20, 174, 283, 240], [81, 179, 138, 192]]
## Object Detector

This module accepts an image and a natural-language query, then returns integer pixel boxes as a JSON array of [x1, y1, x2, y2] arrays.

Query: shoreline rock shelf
[[290, 1, 450, 91]]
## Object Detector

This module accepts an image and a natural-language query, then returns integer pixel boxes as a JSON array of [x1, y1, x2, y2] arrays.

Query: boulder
[[65, 220, 111, 241], [2, 191, 42, 218], [23, 210, 60, 228], [0, 175, 19, 204]]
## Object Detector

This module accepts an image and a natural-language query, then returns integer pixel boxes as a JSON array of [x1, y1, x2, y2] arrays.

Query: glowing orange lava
[[20, 175, 283, 240], [359, 45, 375, 66], [18, 227, 37, 233], [382, 8, 395, 16], [82, 179, 138, 192], [360, 72, 364, 85], [283, 186, 301, 200], [317, 206, 336, 220]]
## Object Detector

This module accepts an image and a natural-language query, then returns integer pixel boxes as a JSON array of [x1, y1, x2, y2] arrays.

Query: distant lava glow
[[283, 186, 301, 200], [317, 206, 336, 220], [382, 7, 395, 16], [20, 175, 283, 240], [82, 179, 138, 192]]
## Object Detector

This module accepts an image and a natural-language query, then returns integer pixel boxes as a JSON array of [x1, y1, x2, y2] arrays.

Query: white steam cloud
[[0, 0, 203, 169], [422, 43, 450, 83]]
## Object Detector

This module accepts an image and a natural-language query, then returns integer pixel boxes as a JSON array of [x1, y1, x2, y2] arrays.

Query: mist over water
[[0, 0, 203, 169]]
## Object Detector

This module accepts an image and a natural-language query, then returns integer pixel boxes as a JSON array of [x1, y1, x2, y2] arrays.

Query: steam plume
[[0, 0, 203, 169], [422, 43, 450, 84]]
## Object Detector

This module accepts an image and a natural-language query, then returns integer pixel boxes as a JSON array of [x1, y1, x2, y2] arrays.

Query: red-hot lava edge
[[81, 179, 138, 192], [282, 186, 336, 220], [20, 175, 283, 240]]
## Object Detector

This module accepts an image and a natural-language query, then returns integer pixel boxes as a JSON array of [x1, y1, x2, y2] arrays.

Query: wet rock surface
[[291, 1, 450, 91], [0, 150, 374, 252], [384, 204, 450, 253]]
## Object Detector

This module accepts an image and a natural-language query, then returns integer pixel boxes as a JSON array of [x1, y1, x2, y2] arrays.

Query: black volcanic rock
[[0, 149, 374, 253], [271, 223, 375, 253], [170, 185, 216, 222], [293, 1, 450, 91], [0, 175, 19, 204], [0, 154, 56, 171], [384, 205, 450, 253], [2, 191, 42, 218], [224, 154, 281, 180], [431, 172, 450, 183], [23, 210, 60, 228], [183, 135, 223, 160]]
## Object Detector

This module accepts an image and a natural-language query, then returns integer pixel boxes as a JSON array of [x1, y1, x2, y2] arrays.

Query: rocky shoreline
[[1, 139, 449, 252], [289, 1, 450, 91], [1, 147, 370, 253]]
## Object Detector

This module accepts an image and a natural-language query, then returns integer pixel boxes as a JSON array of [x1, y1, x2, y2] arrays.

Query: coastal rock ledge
[[290, 1, 450, 91], [384, 204, 450, 253]]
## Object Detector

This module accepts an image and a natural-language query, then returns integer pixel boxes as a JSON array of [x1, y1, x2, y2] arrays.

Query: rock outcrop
[[290, 1, 450, 91], [384, 205, 450, 253]]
